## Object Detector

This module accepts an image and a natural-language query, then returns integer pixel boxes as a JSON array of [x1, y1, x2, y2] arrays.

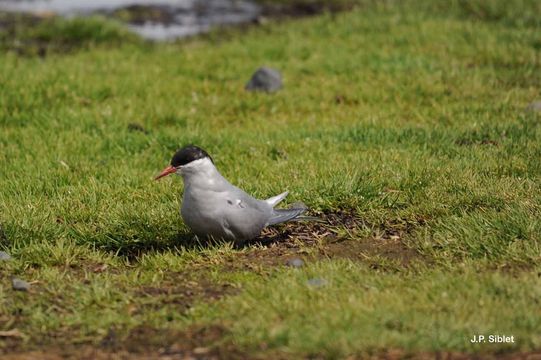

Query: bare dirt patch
[[134, 274, 237, 313], [222, 210, 426, 272], [0, 270, 238, 357], [105, 324, 245, 359], [3, 324, 248, 360]]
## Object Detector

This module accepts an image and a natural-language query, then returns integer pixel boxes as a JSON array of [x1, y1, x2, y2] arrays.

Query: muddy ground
[[228, 210, 425, 271]]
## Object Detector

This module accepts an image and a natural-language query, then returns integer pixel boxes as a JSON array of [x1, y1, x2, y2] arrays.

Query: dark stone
[[245, 67, 282, 92], [12, 277, 30, 291]]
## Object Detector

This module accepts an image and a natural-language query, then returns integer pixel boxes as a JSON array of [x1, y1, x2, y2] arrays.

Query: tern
[[155, 145, 314, 244]]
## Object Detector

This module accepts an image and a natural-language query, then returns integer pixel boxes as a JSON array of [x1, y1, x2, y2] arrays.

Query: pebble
[[245, 67, 282, 92], [306, 278, 328, 288], [12, 277, 30, 292], [285, 258, 304, 268], [0, 251, 11, 261]]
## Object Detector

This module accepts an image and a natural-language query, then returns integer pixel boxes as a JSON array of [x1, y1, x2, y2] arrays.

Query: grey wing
[[222, 189, 273, 240]]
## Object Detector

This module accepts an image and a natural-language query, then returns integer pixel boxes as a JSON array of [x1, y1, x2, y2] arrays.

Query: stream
[[0, 0, 261, 41]]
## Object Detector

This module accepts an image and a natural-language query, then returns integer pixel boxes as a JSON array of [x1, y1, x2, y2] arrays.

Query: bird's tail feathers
[[267, 207, 322, 226], [265, 191, 289, 207], [291, 215, 324, 223], [267, 208, 306, 226]]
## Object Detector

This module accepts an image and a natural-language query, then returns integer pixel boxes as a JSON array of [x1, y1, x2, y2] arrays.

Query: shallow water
[[0, 0, 261, 40]]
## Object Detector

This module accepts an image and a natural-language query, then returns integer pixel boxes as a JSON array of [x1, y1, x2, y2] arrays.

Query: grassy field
[[1, 0, 541, 358]]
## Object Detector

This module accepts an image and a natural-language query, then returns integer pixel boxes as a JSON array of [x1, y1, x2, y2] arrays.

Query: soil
[[0, 271, 238, 357], [113, 210, 426, 270], [228, 210, 426, 272], [135, 275, 237, 313], [2, 324, 248, 360]]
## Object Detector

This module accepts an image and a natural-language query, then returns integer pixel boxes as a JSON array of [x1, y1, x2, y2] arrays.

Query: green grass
[[1, 0, 541, 357]]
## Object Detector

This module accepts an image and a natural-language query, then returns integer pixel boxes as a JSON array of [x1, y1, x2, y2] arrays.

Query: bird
[[155, 145, 314, 244]]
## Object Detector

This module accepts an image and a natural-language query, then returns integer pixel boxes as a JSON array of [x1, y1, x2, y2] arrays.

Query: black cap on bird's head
[[171, 145, 212, 167], [155, 145, 212, 180]]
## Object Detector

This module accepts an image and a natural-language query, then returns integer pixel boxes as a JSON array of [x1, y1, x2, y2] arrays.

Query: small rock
[[0, 251, 11, 261], [306, 278, 327, 288], [526, 101, 541, 112], [285, 258, 304, 268], [245, 67, 282, 92], [12, 277, 30, 292]]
